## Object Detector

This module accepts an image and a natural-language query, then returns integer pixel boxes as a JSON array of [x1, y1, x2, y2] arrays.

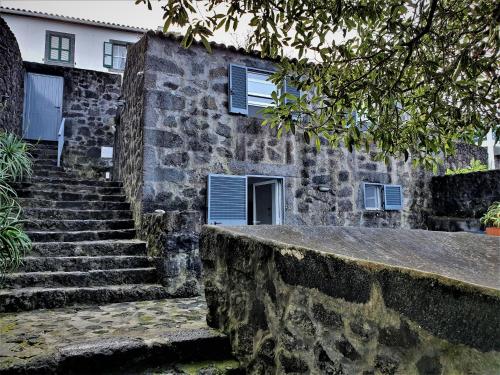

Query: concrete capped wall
[[201, 225, 500, 374]]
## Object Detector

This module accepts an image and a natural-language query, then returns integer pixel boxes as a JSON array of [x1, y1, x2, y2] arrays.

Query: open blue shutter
[[384, 185, 403, 210], [363, 183, 378, 209], [103, 42, 113, 68], [208, 174, 247, 225], [285, 78, 300, 103], [228, 64, 248, 115]]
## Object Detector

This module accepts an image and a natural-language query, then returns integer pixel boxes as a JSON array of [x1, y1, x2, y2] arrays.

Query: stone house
[[0, 10, 486, 299], [114, 31, 486, 297]]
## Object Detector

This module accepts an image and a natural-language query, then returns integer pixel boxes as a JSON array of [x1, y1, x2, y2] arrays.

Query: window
[[45, 31, 74, 65], [364, 183, 383, 210], [207, 174, 285, 225], [228, 64, 300, 116], [247, 70, 277, 108], [363, 183, 403, 211], [104, 42, 128, 70]]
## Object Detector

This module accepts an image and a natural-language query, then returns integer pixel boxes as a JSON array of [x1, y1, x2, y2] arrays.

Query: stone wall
[[113, 37, 147, 221], [201, 225, 500, 374], [131, 32, 427, 229], [25, 62, 122, 179], [117, 31, 485, 297], [426, 170, 500, 232], [0, 16, 24, 135]]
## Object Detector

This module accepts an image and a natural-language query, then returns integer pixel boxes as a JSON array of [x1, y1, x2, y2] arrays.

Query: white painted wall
[[2, 13, 143, 73]]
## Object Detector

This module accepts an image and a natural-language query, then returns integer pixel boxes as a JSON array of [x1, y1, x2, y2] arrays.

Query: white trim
[[252, 180, 280, 225]]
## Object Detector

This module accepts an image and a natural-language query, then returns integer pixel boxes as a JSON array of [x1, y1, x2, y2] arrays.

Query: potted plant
[[480, 202, 500, 236]]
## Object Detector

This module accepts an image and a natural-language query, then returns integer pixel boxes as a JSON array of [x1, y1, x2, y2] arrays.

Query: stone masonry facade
[[115, 32, 484, 297], [0, 16, 24, 136], [24, 62, 122, 179]]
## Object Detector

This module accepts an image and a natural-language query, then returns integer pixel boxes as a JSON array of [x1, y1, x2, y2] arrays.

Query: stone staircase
[[0, 141, 170, 312], [0, 141, 238, 374]]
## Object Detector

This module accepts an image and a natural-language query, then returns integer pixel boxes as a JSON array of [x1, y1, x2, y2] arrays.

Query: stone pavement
[[0, 297, 237, 374]]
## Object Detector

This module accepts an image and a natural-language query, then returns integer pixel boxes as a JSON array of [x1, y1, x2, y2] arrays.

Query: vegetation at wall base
[[445, 159, 488, 175], [0, 131, 32, 278], [480, 201, 500, 229], [139, 0, 500, 169]]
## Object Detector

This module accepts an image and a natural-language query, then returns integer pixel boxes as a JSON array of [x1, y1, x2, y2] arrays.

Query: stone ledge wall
[[113, 37, 147, 223], [430, 170, 500, 218], [201, 226, 500, 374], [0, 16, 24, 135], [24, 62, 122, 180]]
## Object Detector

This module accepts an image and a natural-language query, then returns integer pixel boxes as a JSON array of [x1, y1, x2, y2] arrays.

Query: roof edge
[[0, 6, 148, 33]]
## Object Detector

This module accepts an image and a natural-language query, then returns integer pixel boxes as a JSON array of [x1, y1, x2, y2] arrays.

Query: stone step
[[3, 267, 157, 289], [17, 189, 127, 202], [20, 255, 152, 272], [19, 198, 130, 210], [30, 240, 147, 257], [33, 159, 59, 167], [30, 149, 58, 158], [13, 182, 124, 195], [23, 208, 132, 220], [26, 229, 136, 242], [0, 298, 234, 374], [32, 169, 81, 178], [24, 176, 122, 187], [0, 284, 172, 313], [24, 219, 135, 232]]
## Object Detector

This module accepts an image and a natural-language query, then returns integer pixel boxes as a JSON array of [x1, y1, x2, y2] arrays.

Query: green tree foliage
[[0, 132, 32, 278], [138, 0, 499, 168], [445, 158, 487, 175]]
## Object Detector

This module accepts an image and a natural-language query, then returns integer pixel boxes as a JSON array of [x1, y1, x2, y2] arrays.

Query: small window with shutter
[[45, 31, 75, 65], [363, 183, 383, 210], [228, 65, 300, 117], [383, 184, 403, 210], [207, 174, 248, 225]]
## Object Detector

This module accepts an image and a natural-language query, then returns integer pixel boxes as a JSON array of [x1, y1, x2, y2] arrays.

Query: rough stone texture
[[113, 36, 147, 223], [0, 297, 235, 374], [430, 170, 500, 219], [201, 225, 500, 374], [139, 211, 203, 296], [116, 31, 486, 297], [24, 62, 122, 180], [0, 16, 24, 135]]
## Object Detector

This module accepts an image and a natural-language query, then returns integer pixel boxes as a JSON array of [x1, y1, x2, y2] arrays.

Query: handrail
[[57, 118, 65, 167]]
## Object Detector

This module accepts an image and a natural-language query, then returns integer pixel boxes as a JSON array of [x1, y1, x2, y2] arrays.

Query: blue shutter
[[228, 64, 248, 115], [207, 174, 247, 225], [363, 183, 379, 210], [103, 42, 113, 68], [384, 185, 403, 210]]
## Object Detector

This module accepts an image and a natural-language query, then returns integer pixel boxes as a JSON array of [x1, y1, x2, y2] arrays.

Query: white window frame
[[247, 69, 278, 108], [363, 183, 383, 211], [252, 179, 284, 225], [104, 40, 129, 71]]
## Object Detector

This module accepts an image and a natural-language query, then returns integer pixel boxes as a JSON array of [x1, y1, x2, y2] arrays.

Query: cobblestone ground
[[0, 297, 238, 373]]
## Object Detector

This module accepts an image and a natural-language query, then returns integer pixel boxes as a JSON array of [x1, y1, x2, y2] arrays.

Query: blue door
[[23, 73, 63, 141]]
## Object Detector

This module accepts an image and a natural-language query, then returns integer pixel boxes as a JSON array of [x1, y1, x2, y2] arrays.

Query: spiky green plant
[[480, 202, 500, 229], [0, 131, 32, 278]]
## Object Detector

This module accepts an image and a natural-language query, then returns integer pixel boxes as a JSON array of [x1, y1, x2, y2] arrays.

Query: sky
[[0, 0, 250, 46]]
